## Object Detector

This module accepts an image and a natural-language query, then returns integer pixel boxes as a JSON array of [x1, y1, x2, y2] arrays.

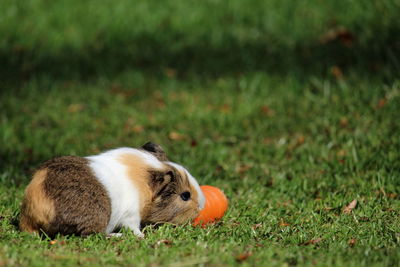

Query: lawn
[[1, 0, 400, 266]]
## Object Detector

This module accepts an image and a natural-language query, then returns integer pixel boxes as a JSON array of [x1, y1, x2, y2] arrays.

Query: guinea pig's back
[[20, 156, 112, 237]]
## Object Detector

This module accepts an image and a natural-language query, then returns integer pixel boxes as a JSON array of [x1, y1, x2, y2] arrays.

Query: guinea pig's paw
[[133, 229, 145, 239], [107, 233, 123, 238]]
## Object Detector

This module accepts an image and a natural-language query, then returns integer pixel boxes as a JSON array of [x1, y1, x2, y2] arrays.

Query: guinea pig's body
[[19, 143, 205, 238]]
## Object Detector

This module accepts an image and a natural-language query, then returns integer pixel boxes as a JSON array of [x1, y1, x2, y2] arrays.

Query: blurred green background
[[1, 0, 399, 82]]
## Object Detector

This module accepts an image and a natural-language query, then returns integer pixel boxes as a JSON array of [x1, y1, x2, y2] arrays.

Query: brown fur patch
[[119, 154, 155, 219], [19, 169, 55, 234], [42, 156, 111, 236], [20, 156, 112, 237]]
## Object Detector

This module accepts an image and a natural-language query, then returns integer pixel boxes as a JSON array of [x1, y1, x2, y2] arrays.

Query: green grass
[[1, 0, 400, 266], [1, 72, 399, 266]]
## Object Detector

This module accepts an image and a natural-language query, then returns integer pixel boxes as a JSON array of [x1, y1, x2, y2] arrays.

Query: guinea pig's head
[[140, 142, 205, 225]]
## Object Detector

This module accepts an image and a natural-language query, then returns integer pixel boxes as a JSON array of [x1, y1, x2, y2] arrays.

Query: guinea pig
[[19, 142, 205, 238]]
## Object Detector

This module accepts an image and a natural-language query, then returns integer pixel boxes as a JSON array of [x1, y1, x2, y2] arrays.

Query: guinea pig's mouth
[[170, 208, 199, 224]]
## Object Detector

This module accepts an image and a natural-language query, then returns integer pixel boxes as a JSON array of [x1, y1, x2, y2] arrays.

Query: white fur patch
[[166, 162, 205, 210], [86, 147, 162, 235]]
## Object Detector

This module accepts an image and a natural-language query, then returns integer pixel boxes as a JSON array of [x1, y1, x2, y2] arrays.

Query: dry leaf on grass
[[339, 117, 349, 128], [67, 103, 85, 113], [235, 252, 252, 262], [252, 223, 263, 230], [154, 239, 173, 248], [348, 238, 357, 247], [164, 68, 177, 78], [375, 98, 387, 109], [236, 164, 252, 174], [190, 139, 198, 147], [296, 135, 305, 146], [343, 199, 357, 214], [260, 105, 275, 116], [230, 221, 241, 227], [132, 125, 145, 133], [331, 66, 343, 79], [110, 85, 135, 98], [319, 26, 355, 47], [336, 149, 347, 157], [49, 240, 66, 246], [279, 220, 290, 227], [220, 104, 232, 113], [168, 132, 186, 141], [303, 238, 323, 246]]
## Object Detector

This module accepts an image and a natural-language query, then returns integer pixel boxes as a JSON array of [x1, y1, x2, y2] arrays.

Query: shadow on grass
[[1, 25, 399, 85]]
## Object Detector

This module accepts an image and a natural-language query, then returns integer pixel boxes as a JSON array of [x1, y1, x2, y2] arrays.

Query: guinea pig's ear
[[141, 142, 168, 161], [150, 170, 175, 196]]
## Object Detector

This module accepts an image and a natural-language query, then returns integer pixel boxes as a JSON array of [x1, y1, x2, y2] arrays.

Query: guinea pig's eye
[[180, 191, 191, 201]]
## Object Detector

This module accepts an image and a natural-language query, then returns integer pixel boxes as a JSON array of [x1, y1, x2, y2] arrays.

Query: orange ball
[[193, 185, 228, 226]]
